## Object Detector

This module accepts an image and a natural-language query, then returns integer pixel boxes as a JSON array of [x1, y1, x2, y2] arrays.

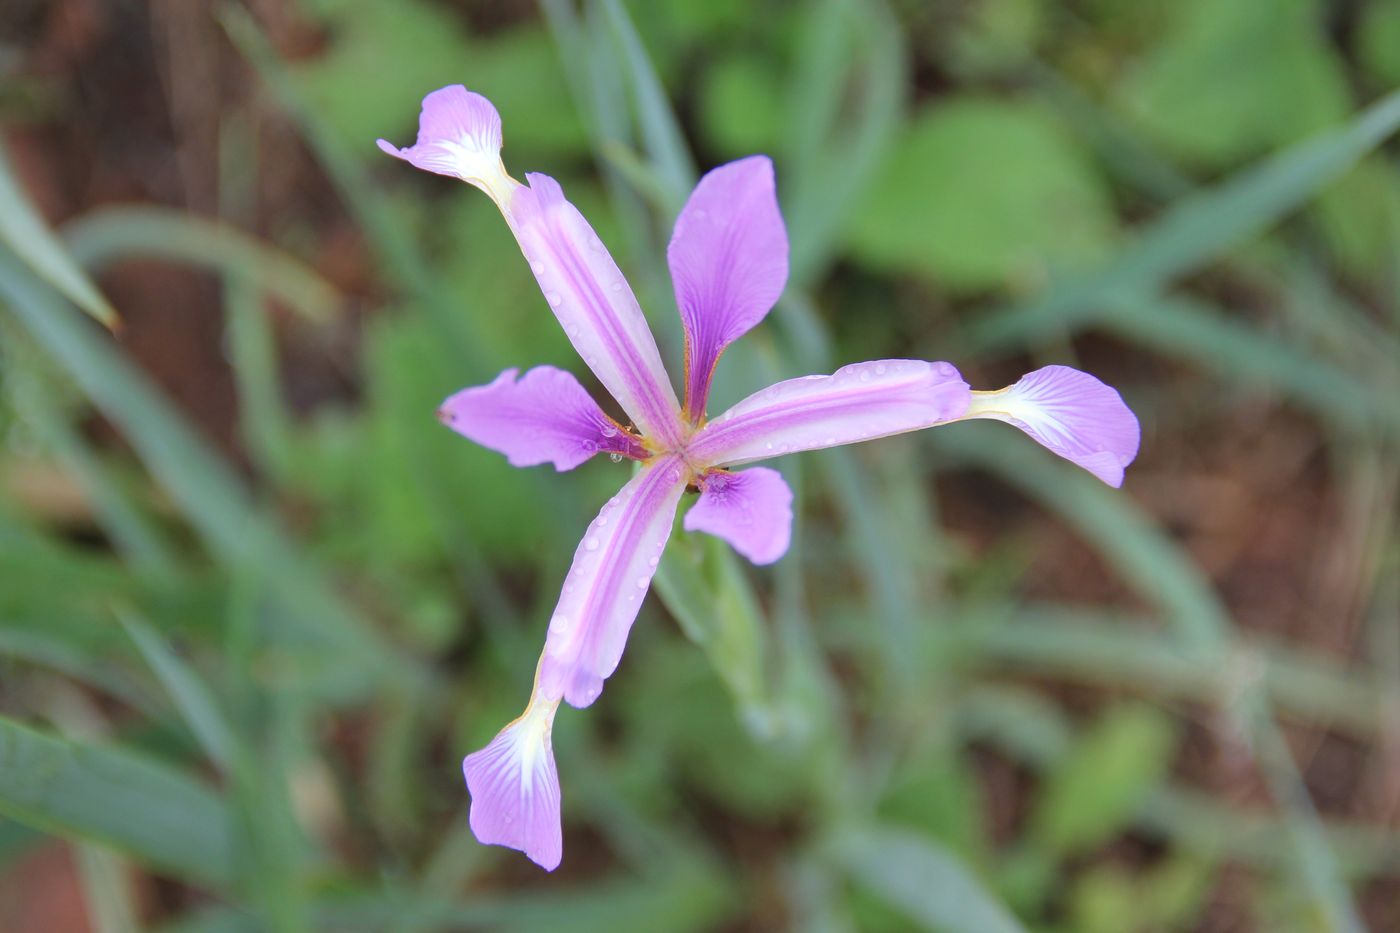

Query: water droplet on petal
[[600, 424, 618, 438], [545, 291, 563, 307], [609, 452, 623, 463], [647, 556, 659, 568], [549, 614, 568, 633], [610, 280, 624, 292], [859, 369, 872, 383], [530, 260, 545, 275], [584, 536, 599, 551], [635, 575, 649, 589], [875, 363, 888, 375], [824, 436, 837, 445]]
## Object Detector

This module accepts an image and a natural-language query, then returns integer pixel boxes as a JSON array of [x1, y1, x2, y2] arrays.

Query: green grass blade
[[832, 826, 1028, 933], [0, 147, 118, 328], [964, 88, 1400, 353], [62, 206, 338, 323], [119, 610, 238, 771], [0, 716, 233, 887]]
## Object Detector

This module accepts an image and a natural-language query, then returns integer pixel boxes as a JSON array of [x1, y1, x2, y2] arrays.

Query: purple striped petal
[[963, 365, 1140, 486], [537, 454, 691, 707], [462, 697, 563, 871], [687, 360, 971, 467], [438, 367, 648, 470], [668, 156, 789, 419], [512, 174, 685, 448], [376, 86, 518, 206], [684, 467, 793, 565]]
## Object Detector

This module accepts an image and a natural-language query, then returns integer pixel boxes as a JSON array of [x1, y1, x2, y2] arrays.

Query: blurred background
[[2, 0, 1399, 930]]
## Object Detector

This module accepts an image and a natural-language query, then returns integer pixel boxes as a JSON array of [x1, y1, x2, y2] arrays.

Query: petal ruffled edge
[[376, 85, 517, 206], [684, 467, 793, 565], [962, 365, 1140, 486]]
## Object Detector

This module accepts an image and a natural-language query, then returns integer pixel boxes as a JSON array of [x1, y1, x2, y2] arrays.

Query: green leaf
[[0, 716, 232, 887], [963, 86, 1400, 353], [850, 97, 1114, 292], [1028, 705, 1178, 857], [0, 147, 117, 328], [833, 826, 1028, 933], [1358, 0, 1400, 86], [1118, 0, 1349, 167]]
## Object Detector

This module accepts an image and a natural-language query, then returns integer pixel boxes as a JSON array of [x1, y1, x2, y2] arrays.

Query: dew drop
[[609, 452, 623, 463], [584, 536, 600, 551], [859, 369, 872, 383], [545, 291, 563, 307], [600, 424, 618, 438], [530, 260, 545, 275], [647, 556, 659, 568], [765, 442, 774, 451], [875, 363, 888, 375], [598, 515, 609, 526], [549, 614, 568, 633], [610, 280, 624, 292], [694, 208, 708, 220], [824, 435, 837, 445], [567, 324, 582, 339], [635, 575, 649, 589]]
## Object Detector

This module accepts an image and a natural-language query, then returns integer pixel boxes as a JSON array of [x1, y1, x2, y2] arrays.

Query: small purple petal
[[537, 454, 690, 708], [687, 359, 971, 467], [963, 365, 1140, 486], [439, 367, 647, 471], [511, 173, 685, 448], [668, 156, 789, 419], [376, 86, 516, 203], [462, 698, 563, 871], [684, 468, 793, 565]]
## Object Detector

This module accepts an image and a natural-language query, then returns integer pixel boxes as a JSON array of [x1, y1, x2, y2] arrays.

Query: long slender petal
[[668, 156, 788, 419], [538, 455, 690, 708], [960, 365, 1140, 486], [462, 695, 563, 871], [511, 173, 685, 447], [687, 360, 971, 467], [376, 85, 519, 207], [684, 467, 793, 565], [439, 366, 648, 470]]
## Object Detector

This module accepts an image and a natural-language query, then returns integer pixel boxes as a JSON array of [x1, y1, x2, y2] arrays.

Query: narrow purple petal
[[512, 173, 685, 448], [684, 467, 793, 565], [462, 697, 563, 871], [687, 359, 971, 467], [962, 365, 1140, 486], [439, 367, 648, 471], [537, 454, 690, 708], [376, 86, 517, 205], [668, 156, 789, 420]]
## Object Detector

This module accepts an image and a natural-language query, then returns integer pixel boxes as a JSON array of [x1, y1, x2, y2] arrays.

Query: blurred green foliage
[[1, 0, 1399, 931]]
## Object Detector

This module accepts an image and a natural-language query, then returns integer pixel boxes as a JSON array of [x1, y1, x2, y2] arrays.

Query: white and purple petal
[[511, 173, 685, 448], [462, 697, 563, 871], [687, 359, 971, 467], [537, 454, 690, 708], [962, 365, 1140, 486], [684, 467, 793, 565], [668, 156, 789, 419], [376, 86, 519, 206], [439, 367, 647, 470]]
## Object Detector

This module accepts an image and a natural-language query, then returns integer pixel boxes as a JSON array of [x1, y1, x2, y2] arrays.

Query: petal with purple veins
[[537, 454, 690, 708], [439, 366, 648, 471], [668, 156, 789, 419], [688, 359, 971, 467], [961, 365, 1140, 487], [511, 174, 685, 448], [376, 85, 518, 206], [462, 696, 563, 871], [684, 467, 793, 565]]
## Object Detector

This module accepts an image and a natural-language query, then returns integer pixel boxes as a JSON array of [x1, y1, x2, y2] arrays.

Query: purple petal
[[537, 454, 690, 707], [511, 173, 685, 448], [963, 365, 1140, 486], [687, 360, 971, 467], [668, 156, 789, 419], [462, 697, 563, 871], [684, 468, 793, 565], [439, 367, 648, 471], [376, 86, 517, 205]]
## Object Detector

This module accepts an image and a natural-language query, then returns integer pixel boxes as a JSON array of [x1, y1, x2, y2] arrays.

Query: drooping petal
[[687, 360, 971, 467], [511, 173, 685, 448], [537, 454, 690, 708], [439, 367, 648, 470], [668, 156, 789, 419], [462, 696, 563, 871], [684, 467, 793, 565], [961, 365, 1140, 486], [376, 86, 519, 207]]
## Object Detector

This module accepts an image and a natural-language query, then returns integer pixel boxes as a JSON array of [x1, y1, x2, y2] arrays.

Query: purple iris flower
[[379, 86, 1140, 871]]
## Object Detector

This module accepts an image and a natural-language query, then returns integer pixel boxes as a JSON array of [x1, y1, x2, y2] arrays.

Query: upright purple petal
[[962, 365, 1140, 486], [512, 174, 685, 448], [668, 156, 789, 420], [439, 367, 648, 471], [684, 467, 793, 565], [462, 696, 563, 871], [537, 455, 690, 707], [687, 360, 971, 467], [376, 86, 518, 205]]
